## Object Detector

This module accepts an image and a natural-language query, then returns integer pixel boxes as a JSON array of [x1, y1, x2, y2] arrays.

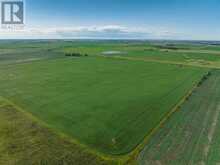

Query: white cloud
[[0, 25, 181, 39]]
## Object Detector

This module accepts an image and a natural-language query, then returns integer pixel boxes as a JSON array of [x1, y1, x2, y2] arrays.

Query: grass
[[0, 101, 117, 165], [0, 55, 207, 155], [138, 70, 220, 165]]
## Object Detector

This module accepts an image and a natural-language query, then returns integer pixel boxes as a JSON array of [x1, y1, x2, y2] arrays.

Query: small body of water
[[102, 51, 126, 55]]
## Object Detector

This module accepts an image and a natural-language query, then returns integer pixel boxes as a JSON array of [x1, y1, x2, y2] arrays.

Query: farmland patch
[[0, 56, 207, 155], [138, 70, 220, 165], [0, 101, 116, 165]]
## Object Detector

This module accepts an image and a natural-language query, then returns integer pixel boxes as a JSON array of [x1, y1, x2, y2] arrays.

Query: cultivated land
[[138, 70, 220, 165], [0, 56, 206, 155], [1, 40, 220, 164], [0, 100, 116, 165]]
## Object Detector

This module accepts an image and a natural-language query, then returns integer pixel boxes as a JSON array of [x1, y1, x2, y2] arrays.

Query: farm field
[[0, 46, 207, 156], [61, 41, 220, 69], [1, 40, 220, 164], [1, 40, 220, 67], [0, 100, 116, 165], [138, 70, 220, 165], [1, 0, 220, 164]]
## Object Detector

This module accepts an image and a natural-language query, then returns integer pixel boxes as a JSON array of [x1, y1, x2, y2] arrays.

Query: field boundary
[[0, 96, 125, 164], [123, 71, 210, 164], [137, 70, 220, 165]]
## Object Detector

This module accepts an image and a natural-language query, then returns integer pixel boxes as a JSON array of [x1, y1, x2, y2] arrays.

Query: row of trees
[[197, 71, 211, 87], [185, 71, 211, 102], [65, 53, 89, 57]]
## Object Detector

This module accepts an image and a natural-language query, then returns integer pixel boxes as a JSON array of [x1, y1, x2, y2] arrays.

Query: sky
[[0, 0, 220, 40]]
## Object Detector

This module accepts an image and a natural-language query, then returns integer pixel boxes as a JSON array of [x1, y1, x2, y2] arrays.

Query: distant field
[[62, 41, 220, 68], [1, 40, 220, 67], [138, 70, 220, 165], [0, 55, 206, 155], [124, 49, 220, 63]]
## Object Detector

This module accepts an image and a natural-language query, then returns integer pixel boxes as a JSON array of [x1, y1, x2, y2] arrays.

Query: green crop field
[[138, 70, 220, 165], [1, 40, 220, 164], [0, 102, 116, 165], [0, 48, 206, 155]]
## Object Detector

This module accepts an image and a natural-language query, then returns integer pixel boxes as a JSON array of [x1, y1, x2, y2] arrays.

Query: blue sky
[[1, 0, 220, 40]]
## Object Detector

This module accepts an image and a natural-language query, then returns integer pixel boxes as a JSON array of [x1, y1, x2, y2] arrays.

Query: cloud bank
[[0, 25, 181, 39]]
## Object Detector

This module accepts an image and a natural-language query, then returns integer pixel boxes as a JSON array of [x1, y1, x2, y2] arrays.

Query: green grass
[[0, 103, 116, 165], [138, 70, 220, 165], [0, 55, 207, 155]]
